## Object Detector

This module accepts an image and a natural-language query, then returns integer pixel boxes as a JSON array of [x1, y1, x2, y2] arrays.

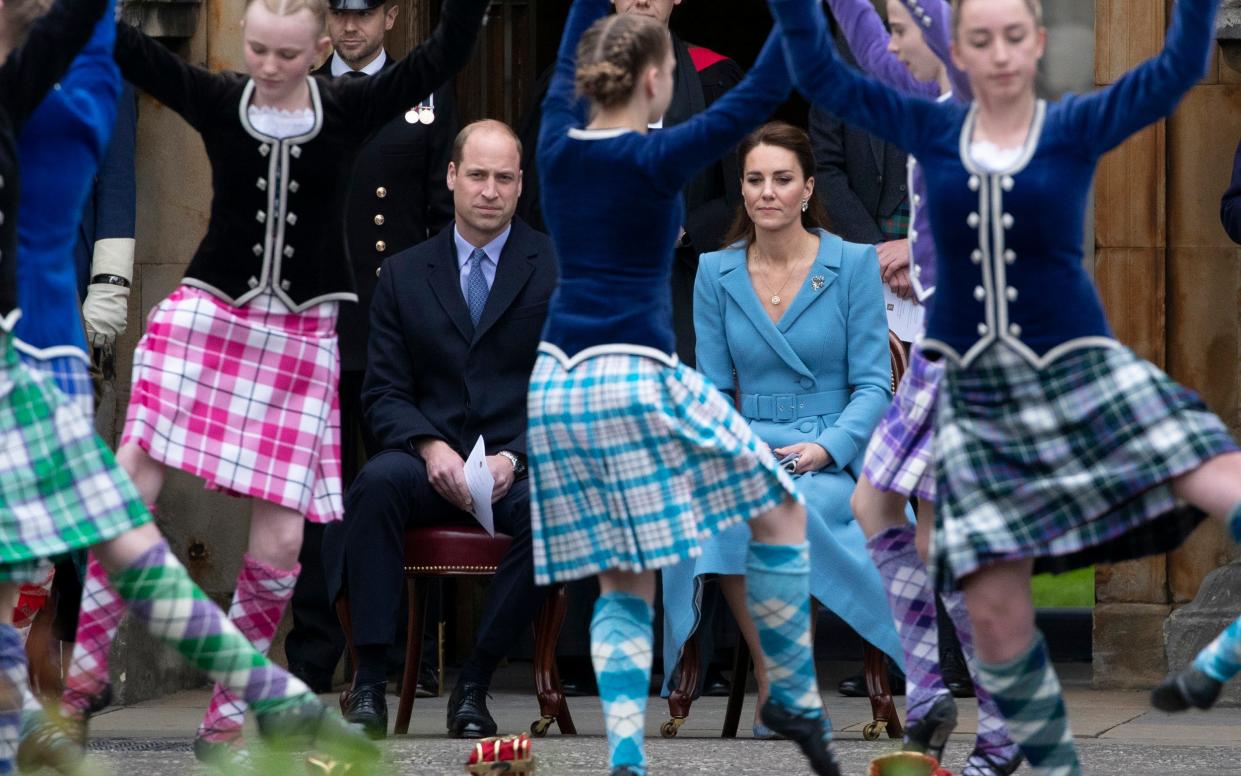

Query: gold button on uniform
[[376, 187, 387, 199], [374, 214, 385, 226], [375, 240, 387, 253]]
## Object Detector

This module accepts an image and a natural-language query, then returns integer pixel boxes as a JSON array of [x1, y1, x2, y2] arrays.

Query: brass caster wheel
[[530, 717, 554, 737], [659, 718, 685, 738], [862, 719, 886, 741]]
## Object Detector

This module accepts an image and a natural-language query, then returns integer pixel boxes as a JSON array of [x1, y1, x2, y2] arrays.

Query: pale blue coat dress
[[661, 228, 904, 687]]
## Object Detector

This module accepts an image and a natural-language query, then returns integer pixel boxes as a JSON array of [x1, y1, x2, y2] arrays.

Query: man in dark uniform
[[283, 0, 457, 695]]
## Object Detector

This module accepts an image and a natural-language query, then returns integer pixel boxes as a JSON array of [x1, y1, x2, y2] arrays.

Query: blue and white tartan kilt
[[17, 349, 94, 420], [931, 343, 1239, 592], [527, 346, 802, 586]]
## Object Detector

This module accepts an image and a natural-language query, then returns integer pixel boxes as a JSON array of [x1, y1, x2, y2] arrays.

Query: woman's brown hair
[[574, 13, 672, 109], [720, 121, 831, 249]]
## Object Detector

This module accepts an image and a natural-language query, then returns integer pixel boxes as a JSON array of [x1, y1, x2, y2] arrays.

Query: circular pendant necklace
[[754, 254, 805, 306]]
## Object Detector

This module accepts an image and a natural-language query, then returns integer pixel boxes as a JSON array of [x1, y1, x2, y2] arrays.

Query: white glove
[[82, 237, 135, 345]]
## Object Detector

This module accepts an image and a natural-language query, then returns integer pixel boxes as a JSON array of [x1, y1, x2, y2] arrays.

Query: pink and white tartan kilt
[[862, 343, 943, 501], [122, 285, 343, 523]]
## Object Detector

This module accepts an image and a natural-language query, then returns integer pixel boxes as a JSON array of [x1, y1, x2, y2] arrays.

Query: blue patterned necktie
[[466, 247, 490, 326]]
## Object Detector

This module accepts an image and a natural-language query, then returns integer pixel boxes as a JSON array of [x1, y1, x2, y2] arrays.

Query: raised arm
[[114, 23, 234, 131], [1063, 0, 1218, 157], [0, 0, 109, 127], [1223, 139, 1241, 245], [650, 29, 792, 189], [767, 0, 945, 157], [538, 0, 609, 153], [825, 0, 937, 97], [336, 0, 490, 136], [48, 0, 123, 159], [900, 0, 971, 99]]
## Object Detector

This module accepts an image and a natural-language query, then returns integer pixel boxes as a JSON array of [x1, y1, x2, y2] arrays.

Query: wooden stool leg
[[863, 642, 903, 740], [721, 637, 750, 738], [663, 633, 699, 738], [531, 584, 575, 736], [394, 577, 428, 736]]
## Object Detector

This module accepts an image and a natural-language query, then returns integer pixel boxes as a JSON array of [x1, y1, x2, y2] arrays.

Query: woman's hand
[[773, 442, 832, 474]]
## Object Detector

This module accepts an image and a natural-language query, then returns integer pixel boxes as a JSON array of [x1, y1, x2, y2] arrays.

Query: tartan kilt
[[0, 334, 149, 564], [863, 344, 942, 501], [528, 346, 801, 586], [122, 286, 343, 523], [18, 349, 94, 419], [931, 343, 1238, 591]]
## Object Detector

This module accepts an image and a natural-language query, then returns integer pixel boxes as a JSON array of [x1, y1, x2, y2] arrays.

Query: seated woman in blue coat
[[662, 121, 903, 736]]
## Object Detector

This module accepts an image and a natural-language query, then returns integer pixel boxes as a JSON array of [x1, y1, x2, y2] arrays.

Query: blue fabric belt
[[740, 389, 849, 422]]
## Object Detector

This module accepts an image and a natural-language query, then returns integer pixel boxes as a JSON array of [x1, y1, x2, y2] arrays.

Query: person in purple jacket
[[823, 1, 1020, 773]]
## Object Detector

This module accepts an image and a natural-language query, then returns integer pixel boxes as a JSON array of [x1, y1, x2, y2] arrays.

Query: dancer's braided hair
[[575, 13, 671, 109]]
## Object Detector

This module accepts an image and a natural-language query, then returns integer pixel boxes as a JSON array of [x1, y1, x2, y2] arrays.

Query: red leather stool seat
[[404, 526, 512, 573]]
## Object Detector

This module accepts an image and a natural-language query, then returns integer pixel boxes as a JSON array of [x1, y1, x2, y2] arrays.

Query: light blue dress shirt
[[454, 223, 511, 300]]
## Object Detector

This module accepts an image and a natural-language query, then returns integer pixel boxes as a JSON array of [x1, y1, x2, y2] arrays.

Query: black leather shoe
[[1152, 666, 1224, 712], [447, 682, 498, 739], [415, 664, 440, 698], [902, 692, 958, 762], [837, 661, 906, 697], [701, 665, 731, 697], [940, 640, 976, 698], [759, 701, 842, 776], [342, 681, 388, 740], [289, 661, 335, 694]]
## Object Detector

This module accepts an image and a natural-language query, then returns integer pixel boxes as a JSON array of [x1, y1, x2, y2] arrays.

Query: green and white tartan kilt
[[0, 334, 150, 566], [527, 346, 801, 586], [930, 343, 1238, 592]]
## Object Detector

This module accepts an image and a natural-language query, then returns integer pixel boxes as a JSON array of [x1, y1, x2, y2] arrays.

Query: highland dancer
[[0, 0, 378, 771], [767, 0, 1241, 773], [529, 1, 844, 774], [823, 0, 1021, 771], [54, 0, 490, 767]]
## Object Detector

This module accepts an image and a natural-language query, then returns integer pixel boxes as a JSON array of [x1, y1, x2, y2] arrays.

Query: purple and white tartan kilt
[[122, 286, 343, 523], [930, 343, 1239, 592], [862, 343, 943, 501]]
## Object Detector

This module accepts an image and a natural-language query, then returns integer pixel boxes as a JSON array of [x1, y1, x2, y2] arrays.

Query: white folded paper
[[463, 436, 496, 536]]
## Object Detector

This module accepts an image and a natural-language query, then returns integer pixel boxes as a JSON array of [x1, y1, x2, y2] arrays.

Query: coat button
[[259, 144, 270, 156], [913, 265, 921, 276], [280, 279, 291, 291], [973, 286, 986, 301], [374, 214, 385, 226], [798, 421, 816, 434], [248, 276, 259, 288], [913, 193, 921, 206], [375, 240, 387, 252], [252, 243, 263, 256], [1009, 323, 1023, 336], [1005, 249, 1017, 264], [977, 323, 989, 336], [290, 145, 302, 158], [971, 249, 982, 264], [289, 181, 300, 193], [967, 213, 980, 228], [1002, 175, 1015, 191], [256, 177, 267, 191], [286, 213, 298, 225], [968, 175, 980, 191], [908, 227, 918, 242], [375, 266, 382, 278], [1007, 287, 1019, 302], [256, 210, 266, 223], [376, 187, 387, 199], [1002, 213, 1014, 229], [799, 377, 813, 389], [284, 245, 295, 258]]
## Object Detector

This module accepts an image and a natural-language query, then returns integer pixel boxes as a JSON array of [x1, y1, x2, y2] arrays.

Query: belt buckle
[[772, 393, 797, 423]]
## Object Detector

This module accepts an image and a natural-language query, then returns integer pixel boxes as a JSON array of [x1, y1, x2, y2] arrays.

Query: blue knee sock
[[0, 625, 27, 775], [746, 542, 825, 723], [975, 631, 1080, 776], [1228, 501, 1241, 544], [1193, 615, 1241, 683], [590, 592, 653, 776]]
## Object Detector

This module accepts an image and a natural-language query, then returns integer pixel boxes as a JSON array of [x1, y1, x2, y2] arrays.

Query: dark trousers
[[285, 369, 376, 684], [332, 450, 548, 680]]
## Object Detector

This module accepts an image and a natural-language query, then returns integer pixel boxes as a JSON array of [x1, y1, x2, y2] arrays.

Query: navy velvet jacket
[[769, 0, 1217, 368]]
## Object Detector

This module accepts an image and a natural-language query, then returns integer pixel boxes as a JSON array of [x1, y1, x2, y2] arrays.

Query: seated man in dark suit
[[325, 119, 558, 739]]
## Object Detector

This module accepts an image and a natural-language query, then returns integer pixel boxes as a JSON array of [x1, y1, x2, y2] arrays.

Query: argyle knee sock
[[61, 554, 125, 720], [746, 542, 825, 723], [198, 554, 300, 744], [1192, 613, 1241, 683], [0, 625, 28, 775], [590, 592, 653, 776], [1228, 501, 1241, 544], [975, 631, 1080, 776], [109, 540, 312, 716], [941, 592, 1022, 773], [866, 525, 950, 725]]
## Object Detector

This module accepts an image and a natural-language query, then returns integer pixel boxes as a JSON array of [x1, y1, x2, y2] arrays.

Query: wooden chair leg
[[721, 636, 750, 738], [663, 632, 699, 738], [27, 589, 60, 699], [531, 584, 575, 736], [394, 577, 428, 736], [863, 642, 903, 740]]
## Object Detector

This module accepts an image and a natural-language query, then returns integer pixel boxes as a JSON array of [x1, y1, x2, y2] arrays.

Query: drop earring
[[801, 200, 809, 213]]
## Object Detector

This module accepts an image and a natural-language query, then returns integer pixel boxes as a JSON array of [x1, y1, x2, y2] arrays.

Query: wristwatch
[[497, 450, 527, 477]]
